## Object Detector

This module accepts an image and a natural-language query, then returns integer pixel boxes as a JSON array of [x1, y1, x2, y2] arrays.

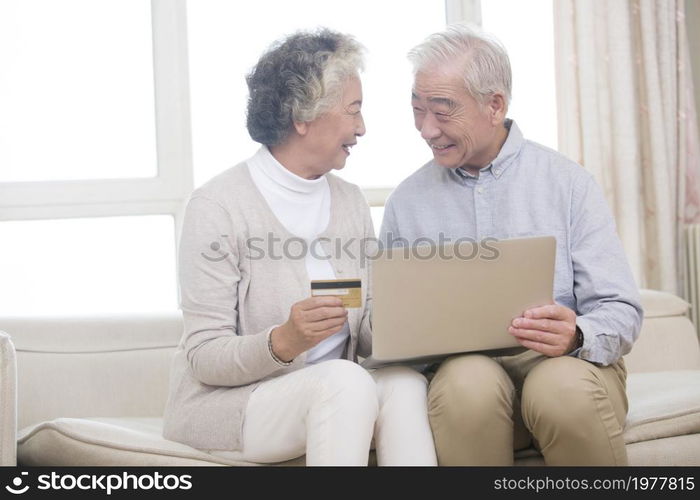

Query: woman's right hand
[[270, 296, 348, 363]]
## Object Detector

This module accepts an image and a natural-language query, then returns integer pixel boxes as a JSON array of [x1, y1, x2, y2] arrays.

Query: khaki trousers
[[427, 350, 628, 465]]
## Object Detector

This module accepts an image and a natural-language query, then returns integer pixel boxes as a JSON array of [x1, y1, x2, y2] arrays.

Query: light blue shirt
[[380, 120, 643, 366]]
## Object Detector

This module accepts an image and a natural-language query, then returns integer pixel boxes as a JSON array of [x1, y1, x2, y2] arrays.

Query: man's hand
[[508, 304, 579, 357]]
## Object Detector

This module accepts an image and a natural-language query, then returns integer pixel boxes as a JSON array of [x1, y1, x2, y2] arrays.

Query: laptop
[[362, 236, 556, 367]]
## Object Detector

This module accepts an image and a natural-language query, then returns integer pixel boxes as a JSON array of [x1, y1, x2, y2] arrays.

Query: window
[[0, 0, 191, 315], [188, 0, 557, 234], [187, 0, 446, 196], [0, 1, 560, 314], [481, 0, 557, 149], [0, 0, 157, 182], [0, 216, 177, 316]]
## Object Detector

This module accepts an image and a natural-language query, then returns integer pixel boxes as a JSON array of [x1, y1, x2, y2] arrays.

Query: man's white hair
[[407, 24, 512, 105]]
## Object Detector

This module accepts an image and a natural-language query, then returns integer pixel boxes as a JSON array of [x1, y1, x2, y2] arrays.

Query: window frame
[[0, 0, 193, 236], [0, 0, 478, 224]]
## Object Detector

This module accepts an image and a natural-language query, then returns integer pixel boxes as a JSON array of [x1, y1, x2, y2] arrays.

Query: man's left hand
[[508, 304, 578, 357]]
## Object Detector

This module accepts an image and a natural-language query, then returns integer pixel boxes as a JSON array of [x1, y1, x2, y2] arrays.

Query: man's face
[[411, 68, 501, 170], [305, 75, 365, 175]]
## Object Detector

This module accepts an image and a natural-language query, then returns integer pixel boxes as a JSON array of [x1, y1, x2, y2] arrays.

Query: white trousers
[[238, 359, 437, 466]]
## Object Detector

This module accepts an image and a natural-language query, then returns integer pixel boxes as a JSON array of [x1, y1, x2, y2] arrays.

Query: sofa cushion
[[625, 371, 700, 444], [639, 289, 690, 318], [17, 417, 305, 466]]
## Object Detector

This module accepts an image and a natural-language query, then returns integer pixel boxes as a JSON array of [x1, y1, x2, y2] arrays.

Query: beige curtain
[[554, 0, 700, 294]]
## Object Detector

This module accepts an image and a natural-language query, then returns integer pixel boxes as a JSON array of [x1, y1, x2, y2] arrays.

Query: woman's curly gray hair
[[246, 28, 365, 147]]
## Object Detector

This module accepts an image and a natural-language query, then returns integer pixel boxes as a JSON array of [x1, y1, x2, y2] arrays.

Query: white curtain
[[554, 0, 700, 294]]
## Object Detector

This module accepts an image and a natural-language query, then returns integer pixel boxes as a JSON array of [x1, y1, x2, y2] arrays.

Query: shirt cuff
[[569, 316, 594, 360]]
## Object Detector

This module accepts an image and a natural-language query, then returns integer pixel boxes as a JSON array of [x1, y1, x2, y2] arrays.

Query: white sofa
[[1, 289, 699, 466]]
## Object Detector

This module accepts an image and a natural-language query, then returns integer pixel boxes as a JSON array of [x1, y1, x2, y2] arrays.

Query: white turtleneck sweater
[[246, 146, 350, 364]]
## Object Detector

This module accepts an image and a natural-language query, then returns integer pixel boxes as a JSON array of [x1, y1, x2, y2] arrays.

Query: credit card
[[310, 279, 361, 308]]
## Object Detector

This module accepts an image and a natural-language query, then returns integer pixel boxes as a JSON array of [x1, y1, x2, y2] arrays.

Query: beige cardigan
[[162, 162, 374, 451]]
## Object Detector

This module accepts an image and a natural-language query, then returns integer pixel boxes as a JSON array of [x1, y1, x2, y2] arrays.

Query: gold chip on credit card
[[310, 279, 361, 308]]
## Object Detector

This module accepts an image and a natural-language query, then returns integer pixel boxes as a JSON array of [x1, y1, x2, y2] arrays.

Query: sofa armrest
[[639, 289, 692, 318], [0, 331, 17, 465], [625, 290, 700, 373]]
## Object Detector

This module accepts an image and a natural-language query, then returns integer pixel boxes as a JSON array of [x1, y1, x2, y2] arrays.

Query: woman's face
[[303, 75, 366, 175]]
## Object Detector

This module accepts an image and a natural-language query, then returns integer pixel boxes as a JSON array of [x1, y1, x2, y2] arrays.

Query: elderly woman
[[162, 29, 436, 466]]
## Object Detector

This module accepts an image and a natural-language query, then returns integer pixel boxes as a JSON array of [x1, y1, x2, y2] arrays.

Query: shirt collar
[[449, 119, 524, 182], [490, 119, 523, 178]]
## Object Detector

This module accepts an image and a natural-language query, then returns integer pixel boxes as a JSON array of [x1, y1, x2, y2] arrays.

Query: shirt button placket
[[474, 181, 484, 240]]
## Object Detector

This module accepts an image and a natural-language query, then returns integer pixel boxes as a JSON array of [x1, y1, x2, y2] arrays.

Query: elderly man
[[379, 25, 643, 465]]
